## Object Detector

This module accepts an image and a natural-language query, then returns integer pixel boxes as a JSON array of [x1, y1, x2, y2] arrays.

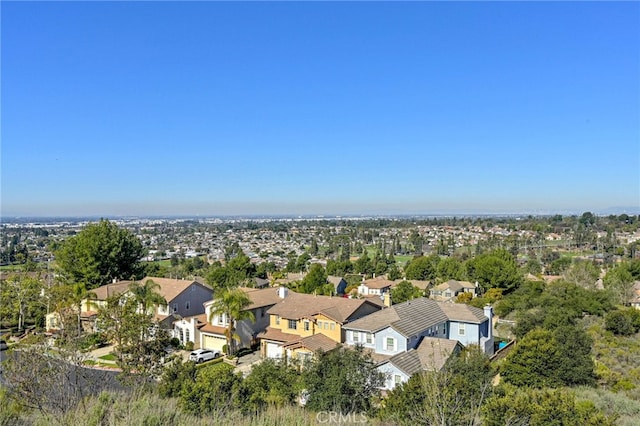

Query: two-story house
[[343, 297, 494, 389], [357, 276, 394, 297], [46, 277, 213, 333], [258, 288, 383, 361], [429, 280, 477, 302], [173, 286, 282, 352]]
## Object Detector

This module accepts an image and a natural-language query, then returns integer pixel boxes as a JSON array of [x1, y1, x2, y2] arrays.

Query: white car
[[189, 349, 221, 363]]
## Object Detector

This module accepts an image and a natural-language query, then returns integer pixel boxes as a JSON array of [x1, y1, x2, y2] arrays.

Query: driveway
[[235, 351, 262, 376]]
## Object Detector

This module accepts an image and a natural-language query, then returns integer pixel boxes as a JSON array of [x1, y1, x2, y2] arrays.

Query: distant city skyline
[[2, 2, 638, 218]]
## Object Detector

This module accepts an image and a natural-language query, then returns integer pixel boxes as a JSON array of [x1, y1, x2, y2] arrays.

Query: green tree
[[549, 256, 572, 275], [96, 291, 170, 384], [158, 358, 198, 398], [436, 257, 465, 281], [404, 255, 439, 281], [390, 281, 422, 304], [300, 263, 328, 294], [563, 260, 600, 289], [501, 326, 595, 388], [303, 345, 385, 414], [381, 347, 493, 426], [482, 385, 615, 426], [466, 249, 522, 293], [208, 288, 255, 356], [179, 363, 245, 415], [55, 219, 145, 289], [242, 358, 301, 410], [354, 252, 373, 277], [0, 274, 43, 332], [604, 308, 640, 335], [603, 263, 636, 305]]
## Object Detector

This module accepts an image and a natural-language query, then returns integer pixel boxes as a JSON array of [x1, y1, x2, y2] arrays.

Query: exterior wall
[[163, 283, 211, 319], [447, 321, 480, 347], [357, 284, 369, 296], [406, 321, 447, 350], [378, 362, 409, 391], [313, 313, 341, 342], [344, 329, 376, 349], [335, 279, 347, 295], [375, 327, 407, 356], [173, 317, 199, 345]]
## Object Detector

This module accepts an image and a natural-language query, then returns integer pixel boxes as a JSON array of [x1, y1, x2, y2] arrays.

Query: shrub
[[184, 341, 194, 351]]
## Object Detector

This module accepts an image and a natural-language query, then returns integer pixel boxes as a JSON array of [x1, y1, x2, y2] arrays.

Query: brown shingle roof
[[267, 292, 379, 324], [258, 326, 299, 343], [91, 281, 134, 300], [239, 287, 284, 310], [140, 276, 208, 303], [385, 337, 461, 375], [439, 303, 486, 324], [362, 277, 394, 289], [283, 333, 340, 353]]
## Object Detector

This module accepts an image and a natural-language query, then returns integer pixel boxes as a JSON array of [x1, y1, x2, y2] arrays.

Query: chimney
[[483, 304, 493, 341], [383, 292, 392, 307], [278, 286, 289, 299]]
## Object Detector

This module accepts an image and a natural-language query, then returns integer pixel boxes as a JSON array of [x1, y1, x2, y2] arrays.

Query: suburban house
[[357, 276, 394, 296], [46, 277, 213, 332], [173, 286, 282, 352], [258, 288, 384, 361], [327, 275, 348, 295], [429, 280, 477, 302], [342, 297, 494, 389], [378, 337, 463, 390]]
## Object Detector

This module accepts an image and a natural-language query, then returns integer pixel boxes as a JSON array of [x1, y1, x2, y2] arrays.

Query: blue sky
[[2, 2, 639, 217]]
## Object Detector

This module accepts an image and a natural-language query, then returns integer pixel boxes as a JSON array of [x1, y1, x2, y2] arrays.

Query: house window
[[459, 323, 465, 336], [288, 319, 297, 330], [386, 337, 395, 351], [304, 321, 310, 331], [185, 329, 190, 342], [394, 375, 402, 386], [275, 315, 280, 325], [324, 322, 329, 330], [172, 303, 178, 313], [185, 301, 190, 310], [330, 323, 335, 331], [365, 333, 372, 344], [353, 332, 359, 343], [445, 291, 451, 298]]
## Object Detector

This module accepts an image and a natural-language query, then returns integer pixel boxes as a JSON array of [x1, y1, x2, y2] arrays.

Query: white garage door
[[266, 342, 282, 359], [202, 335, 226, 352]]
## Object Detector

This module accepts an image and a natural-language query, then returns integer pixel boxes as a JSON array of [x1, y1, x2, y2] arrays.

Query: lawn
[[98, 353, 117, 361]]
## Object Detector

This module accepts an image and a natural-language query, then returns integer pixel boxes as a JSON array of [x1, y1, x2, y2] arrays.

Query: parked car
[[189, 348, 221, 363]]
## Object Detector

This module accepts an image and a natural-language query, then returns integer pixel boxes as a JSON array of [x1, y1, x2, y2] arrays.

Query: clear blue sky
[[2, 2, 639, 217]]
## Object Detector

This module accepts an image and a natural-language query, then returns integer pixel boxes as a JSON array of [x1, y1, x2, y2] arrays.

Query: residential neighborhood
[[2, 213, 640, 425]]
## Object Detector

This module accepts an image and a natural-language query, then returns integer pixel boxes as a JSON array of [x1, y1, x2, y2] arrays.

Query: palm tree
[[208, 287, 255, 356], [129, 279, 167, 315]]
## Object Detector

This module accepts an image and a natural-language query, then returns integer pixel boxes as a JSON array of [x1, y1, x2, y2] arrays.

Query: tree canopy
[[55, 219, 145, 289]]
